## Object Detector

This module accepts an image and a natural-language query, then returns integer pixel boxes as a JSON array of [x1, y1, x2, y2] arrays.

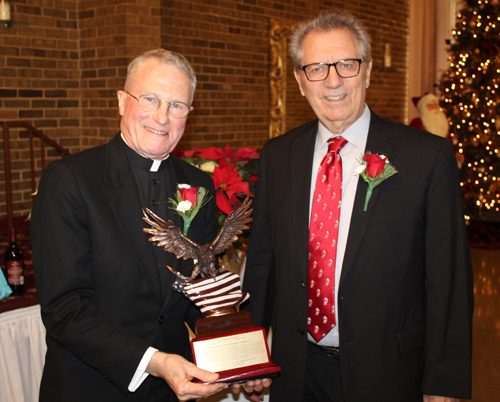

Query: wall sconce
[[1, 0, 12, 27], [384, 43, 391, 68], [0, 0, 10, 19]]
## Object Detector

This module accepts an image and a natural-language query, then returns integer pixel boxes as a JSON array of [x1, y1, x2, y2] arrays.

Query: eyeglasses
[[124, 91, 192, 118], [300, 58, 366, 82]]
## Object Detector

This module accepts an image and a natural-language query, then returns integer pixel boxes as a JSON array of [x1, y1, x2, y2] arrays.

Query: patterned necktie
[[308, 136, 348, 342]]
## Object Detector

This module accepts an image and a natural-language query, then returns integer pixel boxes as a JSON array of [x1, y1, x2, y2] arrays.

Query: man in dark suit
[[243, 10, 473, 402], [31, 49, 230, 401]]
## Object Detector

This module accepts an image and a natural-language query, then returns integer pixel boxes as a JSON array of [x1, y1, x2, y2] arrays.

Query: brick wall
[[78, 0, 162, 149], [166, 0, 409, 150], [0, 1, 80, 217], [0, 0, 410, 218]]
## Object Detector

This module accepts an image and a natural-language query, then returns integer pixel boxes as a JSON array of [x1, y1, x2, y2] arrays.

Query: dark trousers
[[302, 342, 345, 402]]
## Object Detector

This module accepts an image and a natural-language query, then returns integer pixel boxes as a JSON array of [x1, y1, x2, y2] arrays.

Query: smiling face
[[294, 28, 372, 134], [117, 59, 193, 160]]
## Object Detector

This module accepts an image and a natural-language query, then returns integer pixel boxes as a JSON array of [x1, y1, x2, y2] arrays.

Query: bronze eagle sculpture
[[142, 196, 252, 281]]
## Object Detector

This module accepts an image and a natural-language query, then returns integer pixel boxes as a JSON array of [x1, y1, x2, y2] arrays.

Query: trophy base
[[212, 363, 281, 384], [191, 326, 281, 385], [196, 310, 254, 337], [194, 362, 281, 385]]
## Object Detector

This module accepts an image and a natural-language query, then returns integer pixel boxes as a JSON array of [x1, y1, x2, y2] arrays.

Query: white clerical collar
[[316, 104, 371, 153], [120, 133, 170, 172]]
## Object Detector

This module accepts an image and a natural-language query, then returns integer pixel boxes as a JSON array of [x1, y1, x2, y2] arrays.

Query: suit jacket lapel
[[160, 156, 190, 311], [340, 112, 397, 286], [105, 134, 164, 305], [290, 122, 318, 283]]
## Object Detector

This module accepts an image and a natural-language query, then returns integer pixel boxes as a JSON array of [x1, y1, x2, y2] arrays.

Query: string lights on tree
[[439, 0, 500, 220]]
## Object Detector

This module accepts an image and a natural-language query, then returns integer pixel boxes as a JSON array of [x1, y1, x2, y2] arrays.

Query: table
[[0, 305, 46, 402], [0, 215, 39, 314]]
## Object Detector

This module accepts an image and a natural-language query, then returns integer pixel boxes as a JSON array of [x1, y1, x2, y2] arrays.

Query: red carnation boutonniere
[[168, 184, 212, 235], [354, 153, 398, 211]]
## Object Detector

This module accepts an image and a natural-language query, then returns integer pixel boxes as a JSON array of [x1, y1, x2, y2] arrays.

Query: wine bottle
[[4, 228, 25, 296]]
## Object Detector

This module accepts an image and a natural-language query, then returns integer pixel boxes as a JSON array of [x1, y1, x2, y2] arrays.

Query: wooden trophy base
[[195, 310, 254, 337], [192, 310, 281, 384]]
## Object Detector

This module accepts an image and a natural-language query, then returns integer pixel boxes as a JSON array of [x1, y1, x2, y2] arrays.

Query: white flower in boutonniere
[[176, 200, 193, 213], [354, 153, 398, 211], [168, 184, 212, 235]]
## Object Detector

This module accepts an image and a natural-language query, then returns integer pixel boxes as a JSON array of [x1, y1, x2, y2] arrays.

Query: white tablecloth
[[0, 305, 46, 402]]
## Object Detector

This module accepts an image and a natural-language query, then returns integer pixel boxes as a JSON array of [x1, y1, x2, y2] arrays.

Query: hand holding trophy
[[143, 185, 280, 385]]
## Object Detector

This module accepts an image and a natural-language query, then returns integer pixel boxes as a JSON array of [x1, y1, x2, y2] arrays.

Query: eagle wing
[[212, 195, 253, 255], [142, 208, 200, 260]]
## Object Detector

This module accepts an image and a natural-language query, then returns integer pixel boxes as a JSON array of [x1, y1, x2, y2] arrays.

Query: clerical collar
[[120, 133, 170, 172]]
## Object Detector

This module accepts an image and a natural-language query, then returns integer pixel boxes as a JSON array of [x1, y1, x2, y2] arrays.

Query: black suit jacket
[[243, 112, 473, 401], [31, 133, 218, 402]]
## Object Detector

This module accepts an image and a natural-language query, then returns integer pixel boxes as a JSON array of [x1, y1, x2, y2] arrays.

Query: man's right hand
[[146, 351, 228, 401]]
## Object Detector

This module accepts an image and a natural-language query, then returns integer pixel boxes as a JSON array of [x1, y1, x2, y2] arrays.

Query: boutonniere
[[354, 153, 398, 211], [168, 184, 212, 235]]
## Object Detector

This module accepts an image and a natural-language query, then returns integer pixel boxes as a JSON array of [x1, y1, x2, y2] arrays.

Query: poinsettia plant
[[174, 146, 260, 243]]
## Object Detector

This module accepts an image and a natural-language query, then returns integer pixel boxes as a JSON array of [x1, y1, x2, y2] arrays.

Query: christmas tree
[[439, 0, 500, 220]]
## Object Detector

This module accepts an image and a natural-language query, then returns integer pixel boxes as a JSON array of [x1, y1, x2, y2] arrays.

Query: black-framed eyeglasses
[[300, 58, 366, 81], [124, 91, 193, 118]]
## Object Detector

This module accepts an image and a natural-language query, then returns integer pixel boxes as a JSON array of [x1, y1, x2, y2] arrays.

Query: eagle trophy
[[142, 196, 252, 281]]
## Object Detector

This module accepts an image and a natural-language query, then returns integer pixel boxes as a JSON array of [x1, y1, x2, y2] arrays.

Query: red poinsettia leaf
[[235, 147, 260, 160], [183, 149, 196, 157], [197, 147, 224, 161], [171, 149, 185, 157], [218, 159, 231, 169], [221, 146, 238, 162], [212, 165, 231, 189], [231, 197, 243, 211], [229, 180, 249, 194], [216, 191, 233, 215]]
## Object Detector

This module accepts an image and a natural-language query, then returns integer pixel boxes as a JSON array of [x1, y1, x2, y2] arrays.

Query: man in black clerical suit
[[32, 49, 266, 402], [243, 10, 473, 402]]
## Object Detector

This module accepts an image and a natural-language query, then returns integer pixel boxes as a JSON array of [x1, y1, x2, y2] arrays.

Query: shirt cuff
[[128, 347, 158, 392]]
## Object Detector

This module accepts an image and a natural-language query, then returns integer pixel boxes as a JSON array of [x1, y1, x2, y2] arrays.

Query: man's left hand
[[231, 378, 272, 402], [424, 395, 460, 402]]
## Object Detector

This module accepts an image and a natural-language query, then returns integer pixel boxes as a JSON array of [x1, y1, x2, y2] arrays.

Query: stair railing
[[1, 121, 70, 232]]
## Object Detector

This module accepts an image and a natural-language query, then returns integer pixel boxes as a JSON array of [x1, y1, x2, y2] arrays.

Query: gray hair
[[124, 49, 197, 102], [289, 10, 372, 69]]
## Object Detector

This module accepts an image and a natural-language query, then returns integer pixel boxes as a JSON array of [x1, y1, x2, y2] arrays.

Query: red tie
[[308, 136, 347, 342]]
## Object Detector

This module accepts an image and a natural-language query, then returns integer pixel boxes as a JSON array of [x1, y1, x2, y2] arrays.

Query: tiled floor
[[464, 248, 500, 401]]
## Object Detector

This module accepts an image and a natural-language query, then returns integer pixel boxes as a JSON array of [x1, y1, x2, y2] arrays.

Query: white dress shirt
[[307, 105, 371, 347], [129, 347, 158, 391]]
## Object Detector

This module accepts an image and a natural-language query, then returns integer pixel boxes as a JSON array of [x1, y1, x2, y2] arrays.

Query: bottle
[[4, 228, 25, 296]]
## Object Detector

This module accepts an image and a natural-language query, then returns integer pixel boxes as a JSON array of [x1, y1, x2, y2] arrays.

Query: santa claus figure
[[410, 93, 463, 167], [410, 93, 449, 137]]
